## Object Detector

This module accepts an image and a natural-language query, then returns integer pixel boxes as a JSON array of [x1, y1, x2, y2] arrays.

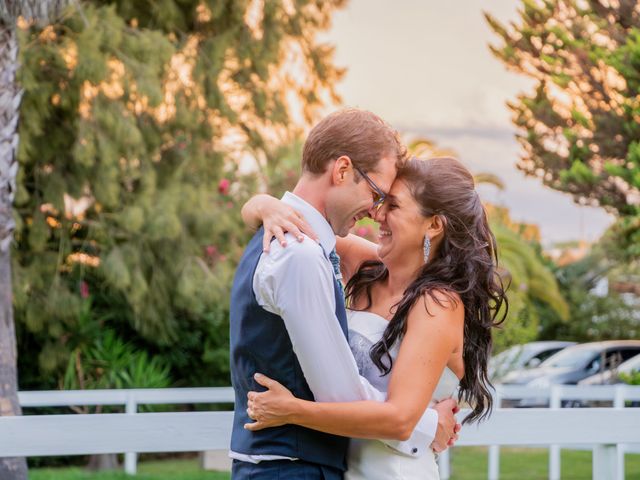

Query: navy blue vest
[[229, 228, 349, 470]]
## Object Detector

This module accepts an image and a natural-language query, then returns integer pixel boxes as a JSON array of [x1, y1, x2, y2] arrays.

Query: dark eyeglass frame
[[353, 165, 387, 211]]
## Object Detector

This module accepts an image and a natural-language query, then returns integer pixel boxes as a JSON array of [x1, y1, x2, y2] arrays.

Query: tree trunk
[[0, 22, 28, 480]]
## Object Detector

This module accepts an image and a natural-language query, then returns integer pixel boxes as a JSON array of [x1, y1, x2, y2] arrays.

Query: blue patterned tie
[[329, 248, 344, 297]]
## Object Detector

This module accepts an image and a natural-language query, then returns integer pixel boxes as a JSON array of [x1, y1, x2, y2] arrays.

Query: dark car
[[500, 340, 640, 407], [578, 352, 640, 386]]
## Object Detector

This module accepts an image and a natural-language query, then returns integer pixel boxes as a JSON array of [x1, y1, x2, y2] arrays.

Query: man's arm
[[255, 237, 382, 402], [254, 236, 444, 452]]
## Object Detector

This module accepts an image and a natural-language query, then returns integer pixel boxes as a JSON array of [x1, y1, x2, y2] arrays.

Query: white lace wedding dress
[[345, 310, 460, 480]]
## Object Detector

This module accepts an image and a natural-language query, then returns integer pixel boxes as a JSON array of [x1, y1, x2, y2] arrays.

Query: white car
[[490, 341, 576, 383]]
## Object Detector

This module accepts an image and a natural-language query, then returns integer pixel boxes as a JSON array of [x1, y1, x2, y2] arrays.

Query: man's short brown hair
[[302, 109, 407, 175]]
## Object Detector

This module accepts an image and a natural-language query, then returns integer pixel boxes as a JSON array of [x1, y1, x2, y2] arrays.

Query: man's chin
[[335, 219, 355, 237], [336, 226, 351, 237]]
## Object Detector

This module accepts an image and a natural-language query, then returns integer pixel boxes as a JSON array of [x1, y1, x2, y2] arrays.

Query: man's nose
[[369, 204, 384, 221]]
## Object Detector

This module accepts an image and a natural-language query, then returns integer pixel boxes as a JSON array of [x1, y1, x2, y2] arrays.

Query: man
[[229, 109, 457, 479]]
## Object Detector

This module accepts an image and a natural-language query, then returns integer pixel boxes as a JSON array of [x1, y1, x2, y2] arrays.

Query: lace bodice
[[347, 310, 460, 402]]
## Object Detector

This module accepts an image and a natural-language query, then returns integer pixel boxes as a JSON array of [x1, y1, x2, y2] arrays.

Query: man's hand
[[430, 398, 461, 453]]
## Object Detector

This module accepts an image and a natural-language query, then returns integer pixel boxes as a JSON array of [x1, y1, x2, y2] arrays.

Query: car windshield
[[621, 354, 640, 374], [541, 348, 599, 368], [490, 345, 535, 369], [492, 346, 526, 364]]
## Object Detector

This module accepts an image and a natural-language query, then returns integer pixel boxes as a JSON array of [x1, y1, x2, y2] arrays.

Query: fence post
[[549, 386, 561, 480], [613, 385, 625, 480], [438, 448, 451, 480], [488, 390, 502, 480], [125, 394, 138, 475], [593, 444, 619, 480]]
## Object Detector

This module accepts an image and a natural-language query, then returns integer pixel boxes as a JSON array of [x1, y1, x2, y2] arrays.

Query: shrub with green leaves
[[13, 0, 345, 390]]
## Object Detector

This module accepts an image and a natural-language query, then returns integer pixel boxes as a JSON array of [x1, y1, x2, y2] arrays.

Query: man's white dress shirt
[[230, 192, 438, 463]]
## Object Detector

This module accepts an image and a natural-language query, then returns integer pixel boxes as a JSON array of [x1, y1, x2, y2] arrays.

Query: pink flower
[[356, 226, 371, 237], [205, 245, 218, 258], [218, 178, 230, 195], [80, 281, 90, 299]]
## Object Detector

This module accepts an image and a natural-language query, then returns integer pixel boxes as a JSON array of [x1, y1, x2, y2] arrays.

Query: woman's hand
[[241, 194, 318, 252], [260, 199, 319, 252], [244, 373, 298, 431]]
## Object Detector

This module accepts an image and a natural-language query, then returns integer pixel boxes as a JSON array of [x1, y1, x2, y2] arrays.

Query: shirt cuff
[[382, 407, 438, 458]]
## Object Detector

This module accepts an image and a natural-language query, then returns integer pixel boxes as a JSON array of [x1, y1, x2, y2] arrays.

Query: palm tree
[[406, 137, 507, 191], [473, 172, 505, 191], [405, 138, 568, 348], [406, 137, 457, 159], [475, 175, 569, 348], [1, 2, 69, 478]]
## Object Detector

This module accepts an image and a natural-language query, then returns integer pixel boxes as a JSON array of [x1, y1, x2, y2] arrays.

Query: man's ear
[[331, 155, 352, 185]]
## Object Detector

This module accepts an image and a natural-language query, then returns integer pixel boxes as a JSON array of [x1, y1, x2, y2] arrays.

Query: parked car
[[578, 352, 640, 386], [489, 341, 576, 383], [500, 340, 640, 407]]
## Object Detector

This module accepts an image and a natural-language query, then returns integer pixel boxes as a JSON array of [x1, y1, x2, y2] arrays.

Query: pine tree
[[486, 0, 640, 257], [13, 0, 345, 403]]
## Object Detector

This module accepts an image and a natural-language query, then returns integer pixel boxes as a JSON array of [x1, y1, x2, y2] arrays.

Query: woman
[[240, 157, 507, 479]]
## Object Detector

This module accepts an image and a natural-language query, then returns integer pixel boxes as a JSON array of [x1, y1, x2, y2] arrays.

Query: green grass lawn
[[30, 449, 640, 479], [30, 458, 228, 480], [449, 447, 640, 479]]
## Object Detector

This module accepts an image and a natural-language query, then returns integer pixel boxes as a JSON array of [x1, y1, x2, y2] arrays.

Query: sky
[[321, 0, 615, 245]]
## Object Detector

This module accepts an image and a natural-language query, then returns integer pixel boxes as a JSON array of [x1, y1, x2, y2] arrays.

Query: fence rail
[[475, 384, 640, 480], [18, 387, 236, 407], [3, 385, 639, 480], [18, 387, 235, 475]]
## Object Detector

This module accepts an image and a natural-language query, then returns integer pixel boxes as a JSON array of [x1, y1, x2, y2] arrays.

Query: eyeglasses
[[354, 166, 387, 211]]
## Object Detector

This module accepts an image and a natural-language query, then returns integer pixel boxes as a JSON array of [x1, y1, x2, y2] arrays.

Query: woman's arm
[[241, 194, 273, 231], [240, 194, 379, 278], [241, 194, 317, 251], [246, 292, 464, 440], [335, 234, 379, 285]]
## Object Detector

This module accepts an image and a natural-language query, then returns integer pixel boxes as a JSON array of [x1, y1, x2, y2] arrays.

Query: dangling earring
[[423, 235, 431, 264]]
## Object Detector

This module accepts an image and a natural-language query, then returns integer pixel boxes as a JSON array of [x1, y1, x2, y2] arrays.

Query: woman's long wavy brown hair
[[345, 157, 508, 424]]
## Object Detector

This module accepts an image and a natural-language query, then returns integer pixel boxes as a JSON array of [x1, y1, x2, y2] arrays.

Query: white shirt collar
[[282, 191, 336, 255]]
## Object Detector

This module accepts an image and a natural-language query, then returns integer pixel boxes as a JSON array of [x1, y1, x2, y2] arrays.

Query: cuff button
[[412, 447, 418, 454]]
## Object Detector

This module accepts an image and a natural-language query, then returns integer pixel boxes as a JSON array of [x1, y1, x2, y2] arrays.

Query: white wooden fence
[[442, 384, 640, 480], [17, 387, 235, 475], [0, 385, 637, 479]]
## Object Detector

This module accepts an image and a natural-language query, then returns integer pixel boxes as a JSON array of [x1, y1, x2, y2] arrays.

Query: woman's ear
[[331, 155, 352, 185], [427, 214, 446, 239]]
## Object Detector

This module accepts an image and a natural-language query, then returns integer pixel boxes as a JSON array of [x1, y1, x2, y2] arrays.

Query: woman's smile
[[378, 227, 392, 241]]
